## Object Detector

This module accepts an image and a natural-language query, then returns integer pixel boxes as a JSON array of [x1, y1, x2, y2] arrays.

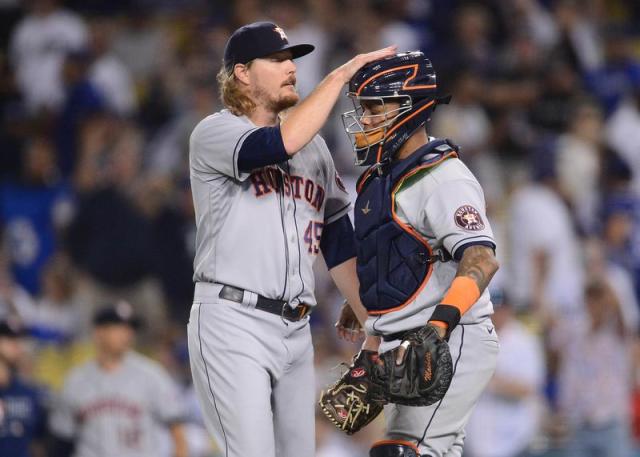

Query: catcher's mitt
[[374, 324, 453, 407], [319, 350, 386, 434]]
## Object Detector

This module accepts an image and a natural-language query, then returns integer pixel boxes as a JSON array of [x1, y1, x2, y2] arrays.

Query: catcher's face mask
[[342, 95, 411, 166]]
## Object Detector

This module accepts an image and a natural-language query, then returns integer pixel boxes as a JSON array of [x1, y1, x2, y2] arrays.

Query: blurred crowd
[[1, 0, 640, 456]]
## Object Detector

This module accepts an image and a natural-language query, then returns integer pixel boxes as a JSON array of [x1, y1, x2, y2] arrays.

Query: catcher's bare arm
[[457, 245, 499, 292], [430, 245, 499, 338]]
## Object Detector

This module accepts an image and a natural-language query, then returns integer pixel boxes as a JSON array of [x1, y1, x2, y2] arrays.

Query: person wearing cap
[[49, 301, 188, 457], [187, 20, 394, 457], [0, 319, 48, 457]]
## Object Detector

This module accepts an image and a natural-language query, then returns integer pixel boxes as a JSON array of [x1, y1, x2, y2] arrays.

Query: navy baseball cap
[[223, 21, 314, 71], [93, 301, 141, 329]]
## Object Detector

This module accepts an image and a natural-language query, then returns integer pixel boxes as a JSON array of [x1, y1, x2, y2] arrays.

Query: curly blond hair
[[217, 63, 255, 116]]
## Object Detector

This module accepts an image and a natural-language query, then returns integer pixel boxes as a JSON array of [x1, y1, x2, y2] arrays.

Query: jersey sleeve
[[424, 178, 495, 260], [149, 367, 187, 424], [189, 112, 259, 181], [315, 137, 351, 224]]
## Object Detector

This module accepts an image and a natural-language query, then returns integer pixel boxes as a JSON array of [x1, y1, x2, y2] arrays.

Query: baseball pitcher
[[186, 21, 395, 457]]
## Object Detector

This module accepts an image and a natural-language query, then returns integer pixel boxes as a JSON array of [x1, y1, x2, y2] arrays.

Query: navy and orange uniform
[[358, 139, 499, 457], [355, 139, 496, 334], [341, 51, 501, 457]]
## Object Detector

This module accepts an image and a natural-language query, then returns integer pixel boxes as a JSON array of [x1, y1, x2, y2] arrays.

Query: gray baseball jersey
[[365, 153, 496, 337], [49, 352, 185, 457], [188, 109, 350, 457], [189, 109, 351, 307]]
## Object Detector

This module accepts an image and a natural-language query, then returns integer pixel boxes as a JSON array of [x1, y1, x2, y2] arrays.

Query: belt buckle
[[281, 302, 309, 322]]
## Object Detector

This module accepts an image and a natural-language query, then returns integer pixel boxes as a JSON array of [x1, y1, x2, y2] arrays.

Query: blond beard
[[253, 85, 299, 114]]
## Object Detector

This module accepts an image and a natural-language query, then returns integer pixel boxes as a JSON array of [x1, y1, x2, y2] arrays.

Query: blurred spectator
[[431, 3, 495, 82], [146, 78, 217, 178], [507, 143, 584, 316], [584, 236, 639, 334], [0, 259, 35, 323], [465, 291, 546, 457], [88, 19, 137, 117], [110, 8, 169, 84], [68, 121, 168, 339], [431, 70, 491, 157], [9, 0, 88, 113], [0, 50, 27, 182], [552, 279, 635, 457], [600, 194, 639, 274], [55, 49, 107, 178], [584, 28, 640, 116], [528, 59, 580, 134], [504, 0, 557, 52], [0, 137, 74, 295], [549, 0, 602, 73], [605, 69, 640, 196], [430, 69, 505, 205], [371, 0, 421, 56], [23, 255, 88, 345], [49, 301, 188, 457], [0, 318, 48, 457], [134, 176, 194, 324], [554, 99, 604, 233]]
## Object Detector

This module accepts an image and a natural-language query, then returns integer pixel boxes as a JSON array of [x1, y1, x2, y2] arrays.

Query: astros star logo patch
[[454, 205, 485, 231], [274, 26, 287, 40]]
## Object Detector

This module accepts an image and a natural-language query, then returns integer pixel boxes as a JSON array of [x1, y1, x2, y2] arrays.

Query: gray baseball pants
[[187, 283, 315, 457]]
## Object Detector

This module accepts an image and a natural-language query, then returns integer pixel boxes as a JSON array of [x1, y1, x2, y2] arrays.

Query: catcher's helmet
[[342, 51, 443, 166]]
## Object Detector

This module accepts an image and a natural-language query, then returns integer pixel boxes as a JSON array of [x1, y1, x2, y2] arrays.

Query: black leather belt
[[218, 285, 311, 322]]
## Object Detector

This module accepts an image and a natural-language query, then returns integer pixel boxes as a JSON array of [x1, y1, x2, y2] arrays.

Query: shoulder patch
[[335, 171, 347, 193], [454, 205, 485, 231]]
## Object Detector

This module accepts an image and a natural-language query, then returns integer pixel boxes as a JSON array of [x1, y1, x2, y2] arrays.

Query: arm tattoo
[[456, 245, 499, 293]]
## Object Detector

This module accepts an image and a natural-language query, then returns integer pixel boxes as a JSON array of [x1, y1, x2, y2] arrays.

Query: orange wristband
[[440, 276, 481, 316]]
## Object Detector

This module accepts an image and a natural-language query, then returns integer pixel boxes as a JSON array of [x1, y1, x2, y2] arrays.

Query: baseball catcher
[[319, 349, 386, 434], [329, 51, 500, 456]]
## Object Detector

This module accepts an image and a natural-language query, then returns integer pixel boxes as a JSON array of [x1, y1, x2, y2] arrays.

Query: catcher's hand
[[335, 300, 364, 342], [319, 350, 386, 434], [374, 324, 453, 407]]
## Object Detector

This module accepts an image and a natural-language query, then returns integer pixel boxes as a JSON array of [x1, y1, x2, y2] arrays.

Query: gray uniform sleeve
[[315, 136, 351, 224], [424, 178, 495, 259], [49, 373, 78, 439], [190, 112, 259, 181], [149, 367, 187, 424]]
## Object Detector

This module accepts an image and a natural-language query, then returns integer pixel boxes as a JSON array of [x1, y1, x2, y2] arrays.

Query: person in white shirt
[[465, 290, 546, 457], [9, 0, 88, 112]]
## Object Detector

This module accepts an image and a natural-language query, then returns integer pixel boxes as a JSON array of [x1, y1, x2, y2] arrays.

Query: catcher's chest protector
[[354, 139, 457, 314]]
